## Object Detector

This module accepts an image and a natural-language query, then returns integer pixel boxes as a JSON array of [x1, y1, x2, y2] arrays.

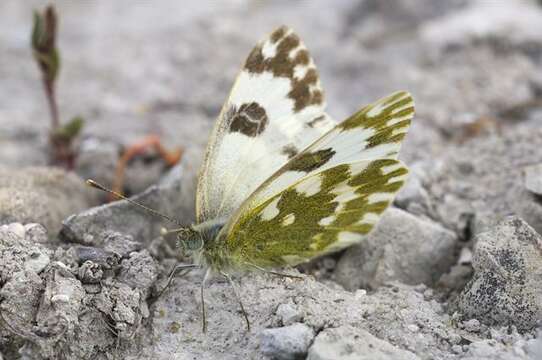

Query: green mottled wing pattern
[[223, 159, 408, 267], [214, 91, 414, 268]]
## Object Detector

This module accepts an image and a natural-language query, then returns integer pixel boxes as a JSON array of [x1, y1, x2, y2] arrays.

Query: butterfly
[[89, 25, 414, 332]]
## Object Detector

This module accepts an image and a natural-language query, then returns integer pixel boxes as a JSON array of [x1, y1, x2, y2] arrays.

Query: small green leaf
[[31, 11, 43, 50], [54, 116, 84, 141], [31, 5, 59, 83]]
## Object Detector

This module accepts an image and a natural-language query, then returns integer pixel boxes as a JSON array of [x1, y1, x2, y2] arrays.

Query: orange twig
[[110, 135, 183, 201]]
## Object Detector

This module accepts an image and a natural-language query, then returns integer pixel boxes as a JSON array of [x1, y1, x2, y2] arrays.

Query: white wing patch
[[260, 197, 280, 221], [281, 213, 296, 226]]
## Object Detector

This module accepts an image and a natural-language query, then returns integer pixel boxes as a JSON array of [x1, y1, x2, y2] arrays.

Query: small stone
[[448, 333, 462, 345], [117, 250, 158, 293], [24, 223, 48, 244], [24, 250, 50, 274], [78, 261, 104, 284], [102, 231, 142, 257], [462, 319, 481, 333], [423, 289, 434, 301], [354, 289, 367, 300], [524, 163, 542, 195], [307, 326, 419, 360], [451, 345, 463, 354], [68, 246, 121, 269], [276, 302, 302, 326], [6, 223, 26, 239], [260, 323, 314, 360], [457, 247, 473, 265]]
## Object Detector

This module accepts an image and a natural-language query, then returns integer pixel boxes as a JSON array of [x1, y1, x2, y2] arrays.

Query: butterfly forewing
[[196, 26, 336, 223]]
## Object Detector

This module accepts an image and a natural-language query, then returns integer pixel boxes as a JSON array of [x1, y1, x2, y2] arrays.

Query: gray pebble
[[276, 302, 303, 326], [462, 319, 481, 333], [524, 163, 542, 195], [260, 323, 314, 360]]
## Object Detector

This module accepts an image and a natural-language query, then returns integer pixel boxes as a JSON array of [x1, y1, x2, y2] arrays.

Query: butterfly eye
[[178, 236, 203, 252], [177, 229, 203, 252]]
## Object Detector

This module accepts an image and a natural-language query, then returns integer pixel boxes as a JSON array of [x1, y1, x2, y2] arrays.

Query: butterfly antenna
[[86, 179, 183, 226]]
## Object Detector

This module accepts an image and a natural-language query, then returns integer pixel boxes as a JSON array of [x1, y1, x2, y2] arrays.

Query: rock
[[0, 270, 44, 334], [0, 222, 53, 282], [334, 208, 458, 290], [61, 163, 191, 247], [24, 223, 49, 244], [0, 167, 98, 238], [91, 277, 148, 339], [66, 245, 121, 270], [307, 326, 419, 360], [260, 323, 315, 360], [117, 250, 158, 294], [102, 231, 142, 257], [461, 319, 481, 333], [457, 217, 542, 331], [78, 261, 104, 284], [276, 302, 303, 326], [524, 163, 542, 196], [24, 250, 51, 274], [36, 263, 86, 336]]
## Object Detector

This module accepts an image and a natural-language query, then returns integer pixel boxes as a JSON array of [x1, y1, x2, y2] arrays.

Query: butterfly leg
[[156, 263, 200, 298], [220, 271, 251, 332], [246, 262, 303, 280], [201, 268, 211, 333]]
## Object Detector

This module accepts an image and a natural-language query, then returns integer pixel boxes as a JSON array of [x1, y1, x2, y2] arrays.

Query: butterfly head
[[175, 226, 205, 252]]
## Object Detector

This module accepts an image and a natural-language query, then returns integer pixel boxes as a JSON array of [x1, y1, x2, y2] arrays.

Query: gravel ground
[[1, 1, 542, 359]]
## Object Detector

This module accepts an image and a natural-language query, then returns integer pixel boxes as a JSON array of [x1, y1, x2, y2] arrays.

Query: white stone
[[260, 323, 314, 360]]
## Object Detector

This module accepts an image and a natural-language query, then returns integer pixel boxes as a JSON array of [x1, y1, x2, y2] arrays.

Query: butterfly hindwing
[[196, 26, 336, 223], [222, 159, 409, 267]]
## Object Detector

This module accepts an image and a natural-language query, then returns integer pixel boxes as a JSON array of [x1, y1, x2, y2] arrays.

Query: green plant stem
[[44, 80, 59, 130]]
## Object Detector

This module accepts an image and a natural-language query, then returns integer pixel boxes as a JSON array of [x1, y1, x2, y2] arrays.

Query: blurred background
[[1, 0, 542, 226]]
